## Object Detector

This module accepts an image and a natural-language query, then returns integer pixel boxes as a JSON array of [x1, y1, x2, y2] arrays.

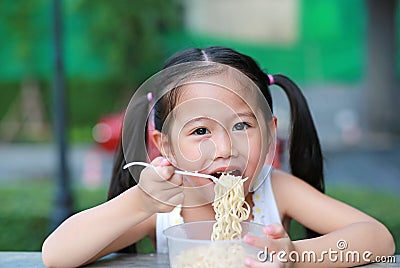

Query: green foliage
[[0, 179, 107, 251], [327, 186, 400, 254], [0, 0, 181, 143], [0, 0, 51, 79], [0, 179, 52, 251], [0, 0, 399, 142], [72, 0, 181, 86]]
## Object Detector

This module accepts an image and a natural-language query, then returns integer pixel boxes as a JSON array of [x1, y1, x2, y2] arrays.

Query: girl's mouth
[[211, 169, 242, 178]]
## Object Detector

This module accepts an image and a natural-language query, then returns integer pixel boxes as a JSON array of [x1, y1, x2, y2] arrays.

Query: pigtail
[[272, 74, 324, 193], [272, 74, 324, 239], [107, 140, 137, 200]]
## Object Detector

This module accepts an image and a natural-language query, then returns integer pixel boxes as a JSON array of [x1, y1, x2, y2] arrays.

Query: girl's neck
[[181, 204, 214, 222]]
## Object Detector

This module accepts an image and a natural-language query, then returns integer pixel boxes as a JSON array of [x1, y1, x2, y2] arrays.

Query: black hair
[[108, 46, 324, 252]]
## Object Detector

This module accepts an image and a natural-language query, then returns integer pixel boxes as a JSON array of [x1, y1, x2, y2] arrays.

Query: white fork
[[123, 161, 236, 187]]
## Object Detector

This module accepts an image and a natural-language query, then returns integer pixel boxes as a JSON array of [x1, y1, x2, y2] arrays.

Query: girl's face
[[160, 82, 268, 193]]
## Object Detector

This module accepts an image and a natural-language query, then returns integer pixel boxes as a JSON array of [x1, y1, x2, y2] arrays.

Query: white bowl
[[163, 220, 265, 268]]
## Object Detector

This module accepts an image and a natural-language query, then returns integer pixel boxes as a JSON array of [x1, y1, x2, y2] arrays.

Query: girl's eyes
[[233, 122, 250, 131], [191, 123, 250, 135], [192, 128, 210, 135]]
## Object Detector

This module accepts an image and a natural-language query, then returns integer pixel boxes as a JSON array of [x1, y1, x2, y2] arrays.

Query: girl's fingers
[[243, 232, 289, 252], [151, 156, 171, 166], [138, 158, 184, 213], [243, 234, 269, 249], [263, 223, 288, 239], [150, 156, 164, 166], [154, 165, 175, 181], [159, 157, 171, 166], [153, 166, 182, 187], [168, 174, 183, 187]]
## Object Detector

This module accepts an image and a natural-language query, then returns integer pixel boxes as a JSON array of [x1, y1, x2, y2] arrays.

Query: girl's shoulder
[[269, 169, 324, 215], [270, 169, 323, 198], [270, 169, 307, 191]]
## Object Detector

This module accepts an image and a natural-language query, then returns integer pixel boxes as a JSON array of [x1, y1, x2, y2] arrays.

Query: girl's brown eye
[[192, 128, 210, 135]]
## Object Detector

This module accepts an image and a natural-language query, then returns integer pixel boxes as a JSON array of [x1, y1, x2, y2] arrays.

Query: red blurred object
[[92, 112, 124, 152], [272, 138, 284, 169]]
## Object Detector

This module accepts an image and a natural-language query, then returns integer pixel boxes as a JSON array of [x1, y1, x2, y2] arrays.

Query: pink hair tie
[[268, 74, 274, 85], [147, 92, 153, 102]]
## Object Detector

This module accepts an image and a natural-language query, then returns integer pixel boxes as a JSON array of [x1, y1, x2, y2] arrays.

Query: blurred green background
[[0, 0, 399, 255], [2, 0, 399, 143]]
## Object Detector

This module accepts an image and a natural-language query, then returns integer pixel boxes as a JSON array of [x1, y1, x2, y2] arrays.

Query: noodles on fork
[[211, 174, 250, 240], [171, 173, 252, 268]]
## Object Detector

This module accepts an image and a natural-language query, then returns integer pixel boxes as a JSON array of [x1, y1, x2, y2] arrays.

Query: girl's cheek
[[178, 142, 201, 161], [179, 138, 215, 162], [171, 140, 205, 172]]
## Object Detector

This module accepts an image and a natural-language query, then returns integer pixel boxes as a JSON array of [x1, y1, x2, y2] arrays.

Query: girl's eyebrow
[[235, 112, 256, 120], [183, 117, 210, 127], [184, 112, 256, 127]]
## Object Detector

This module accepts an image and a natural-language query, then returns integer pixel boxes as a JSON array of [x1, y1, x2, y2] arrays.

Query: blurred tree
[[0, 0, 50, 79], [0, 0, 182, 140], [74, 0, 181, 88], [0, 0, 51, 142]]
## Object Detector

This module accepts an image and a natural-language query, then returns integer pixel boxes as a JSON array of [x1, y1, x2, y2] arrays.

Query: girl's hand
[[243, 223, 295, 268], [137, 157, 184, 214]]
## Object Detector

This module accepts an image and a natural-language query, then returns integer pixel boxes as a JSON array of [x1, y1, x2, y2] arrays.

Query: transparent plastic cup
[[163, 221, 266, 268]]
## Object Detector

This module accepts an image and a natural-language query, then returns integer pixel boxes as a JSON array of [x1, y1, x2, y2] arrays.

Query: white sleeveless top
[[155, 167, 281, 253]]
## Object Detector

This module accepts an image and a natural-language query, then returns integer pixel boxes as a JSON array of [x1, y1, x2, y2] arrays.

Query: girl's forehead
[[169, 83, 258, 126], [177, 82, 248, 103]]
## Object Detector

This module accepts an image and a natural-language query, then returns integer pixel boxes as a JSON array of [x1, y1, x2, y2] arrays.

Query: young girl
[[42, 46, 395, 267]]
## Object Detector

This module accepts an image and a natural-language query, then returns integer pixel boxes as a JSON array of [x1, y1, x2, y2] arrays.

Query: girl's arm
[[42, 157, 184, 267], [42, 187, 151, 267], [273, 170, 395, 267]]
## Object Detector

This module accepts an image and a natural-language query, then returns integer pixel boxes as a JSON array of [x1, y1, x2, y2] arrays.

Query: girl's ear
[[151, 130, 171, 158], [273, 116, 278, 128]]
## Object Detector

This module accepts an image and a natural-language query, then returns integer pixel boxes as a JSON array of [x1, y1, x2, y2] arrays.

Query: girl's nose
[[213, 130, 234, 159]]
